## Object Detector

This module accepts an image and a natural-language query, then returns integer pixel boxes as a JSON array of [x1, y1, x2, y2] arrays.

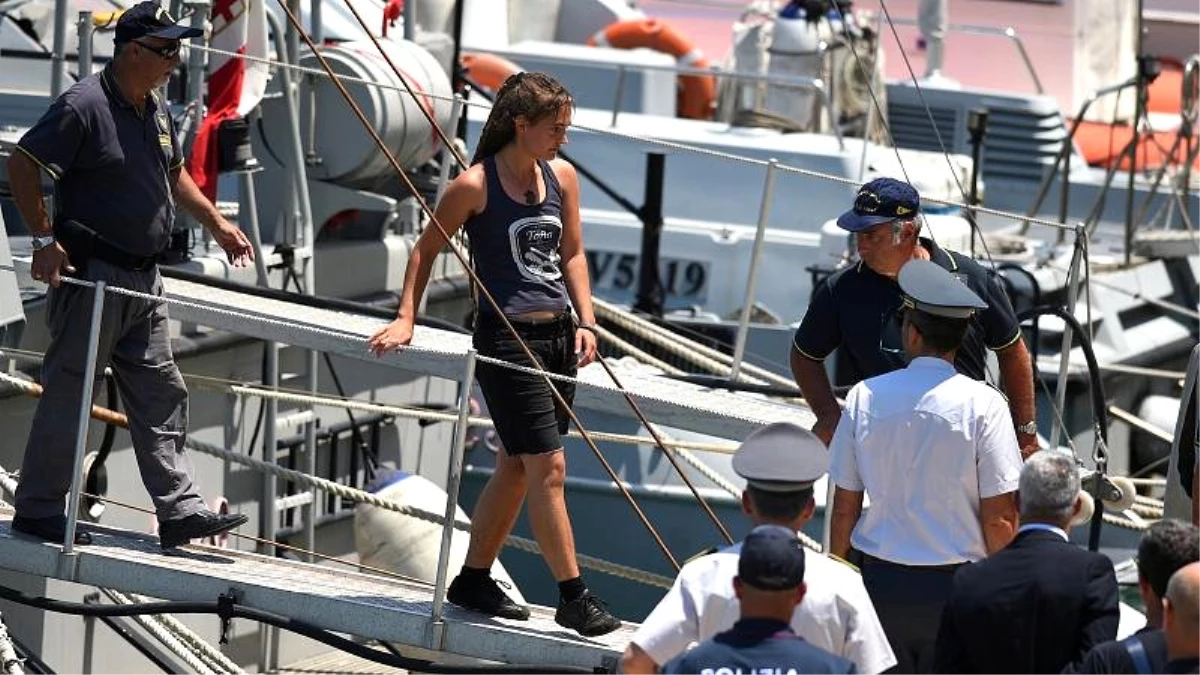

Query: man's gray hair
[[1019, 451, 1080, 522]]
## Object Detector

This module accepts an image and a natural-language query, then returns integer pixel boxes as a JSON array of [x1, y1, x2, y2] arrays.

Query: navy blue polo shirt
[[17, 64, 183, 257], [662, 618, 857, 675], [792, 239, 1020, 385]]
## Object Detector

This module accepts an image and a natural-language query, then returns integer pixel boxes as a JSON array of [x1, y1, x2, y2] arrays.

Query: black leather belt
[[55, 219, 158, 272]]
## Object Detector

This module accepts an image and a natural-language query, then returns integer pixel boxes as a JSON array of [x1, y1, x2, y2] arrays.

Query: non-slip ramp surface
[[0, 511, 631, 671]]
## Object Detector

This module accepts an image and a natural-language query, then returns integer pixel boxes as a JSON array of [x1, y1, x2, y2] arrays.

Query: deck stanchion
[[730, 159, 778, 382], [64, 281, 106, 555], [611, 65, 626, 126], [76, 11, 93, 77], [1049, 227, 1085, 452], [431, 349, 478, 631]]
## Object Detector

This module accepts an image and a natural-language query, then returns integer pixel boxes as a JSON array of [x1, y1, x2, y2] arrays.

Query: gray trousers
[[16, 259, 206, 522]]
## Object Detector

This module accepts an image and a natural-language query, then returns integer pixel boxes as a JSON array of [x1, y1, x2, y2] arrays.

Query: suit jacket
[[934, 529, 1120, 674]]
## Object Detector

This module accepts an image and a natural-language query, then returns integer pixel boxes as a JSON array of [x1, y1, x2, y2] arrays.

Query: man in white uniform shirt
[[622, 422, 896, 674], [828, 259, 1022, 674]]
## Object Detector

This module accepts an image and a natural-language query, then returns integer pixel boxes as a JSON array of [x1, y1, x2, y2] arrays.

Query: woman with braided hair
[[368, 72, 619, 636]]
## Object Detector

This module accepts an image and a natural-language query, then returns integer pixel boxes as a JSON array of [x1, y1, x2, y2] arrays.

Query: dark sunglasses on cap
[[134, 38, 181, 59], [854, 190, 883, 214]]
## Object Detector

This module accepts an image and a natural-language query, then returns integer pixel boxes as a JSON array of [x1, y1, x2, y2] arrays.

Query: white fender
[[354, 470, 525, 603], [1071, 489, 1096, 527]]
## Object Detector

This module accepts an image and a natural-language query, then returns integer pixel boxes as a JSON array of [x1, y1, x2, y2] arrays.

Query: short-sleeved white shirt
[[631, 541, 897, 674], [828, 357, 1023, 566]]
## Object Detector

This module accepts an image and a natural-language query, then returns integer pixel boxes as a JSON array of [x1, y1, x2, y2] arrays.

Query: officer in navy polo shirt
[[662, 525, 857, 675], [790, 177, 1037, 457], [7, 1, 253, 548]]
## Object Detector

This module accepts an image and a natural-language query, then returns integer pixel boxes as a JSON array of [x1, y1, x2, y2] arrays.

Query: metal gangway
[[0, 257, 815, 671]]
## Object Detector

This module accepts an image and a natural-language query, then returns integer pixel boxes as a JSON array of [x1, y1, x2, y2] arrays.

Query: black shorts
[[473, 311, 577, 455]]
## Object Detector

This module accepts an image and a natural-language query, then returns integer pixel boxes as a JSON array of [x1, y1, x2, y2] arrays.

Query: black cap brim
[[146, 25, 203, 39], [836, 211, 898, 233]]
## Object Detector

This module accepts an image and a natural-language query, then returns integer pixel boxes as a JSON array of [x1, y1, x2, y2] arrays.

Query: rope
[[180, 437, 673, 588], [119, 588, 248, 672], [103, 589, 218, 675], [592, 326, 687, 376], [0, 613, 22, 675], [193, 378, 740, 454], [123, 591, 245, 674], [592, 297, 797, 389]]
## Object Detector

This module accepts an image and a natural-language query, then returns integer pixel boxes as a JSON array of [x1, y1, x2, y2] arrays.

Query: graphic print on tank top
[[508, 215, 563, 281]]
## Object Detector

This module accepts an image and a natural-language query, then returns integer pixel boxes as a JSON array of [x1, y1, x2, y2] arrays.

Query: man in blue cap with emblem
[[623, 422, 895, 674], [827, 258, 1023, 673], [790, 177, 1036, 458], [7, 1, 254, 548], [661, 524, 857, 674]]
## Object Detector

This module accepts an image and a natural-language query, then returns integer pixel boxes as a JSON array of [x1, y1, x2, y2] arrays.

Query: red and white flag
[[187, 0, 271, 200]]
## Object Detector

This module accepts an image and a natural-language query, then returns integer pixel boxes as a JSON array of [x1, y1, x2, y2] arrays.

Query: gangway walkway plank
[[0, 509, 631, 671], [157, 275, 815, 440]]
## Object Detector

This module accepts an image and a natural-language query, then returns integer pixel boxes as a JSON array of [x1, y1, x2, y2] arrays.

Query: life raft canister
[[587, 17, 717, 120]]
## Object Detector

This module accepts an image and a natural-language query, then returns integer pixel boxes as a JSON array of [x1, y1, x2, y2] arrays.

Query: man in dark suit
[[1066, 519, 1199, 674], [934, 451, 1120, 673]]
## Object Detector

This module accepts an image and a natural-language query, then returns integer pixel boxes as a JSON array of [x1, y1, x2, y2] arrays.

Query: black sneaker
[[447, 573, 531, 620], [555, 591, 621, 636]]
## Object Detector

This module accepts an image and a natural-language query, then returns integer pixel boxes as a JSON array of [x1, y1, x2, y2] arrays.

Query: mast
[[1123, 0, 1146, 266]]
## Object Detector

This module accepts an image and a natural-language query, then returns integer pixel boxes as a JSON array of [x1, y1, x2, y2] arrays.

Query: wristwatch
[[31, 234, 56, 252], [1016, 420, 1038, 435]]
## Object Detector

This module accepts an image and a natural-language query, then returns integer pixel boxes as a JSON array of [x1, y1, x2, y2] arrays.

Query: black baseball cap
[[738, 525, 806, 591], [115, 1, 203, 43], [836, 177, 921, 233]]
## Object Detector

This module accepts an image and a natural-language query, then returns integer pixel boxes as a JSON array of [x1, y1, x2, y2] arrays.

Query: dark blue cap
[[115, 2, 203, 43], [898, 259, 988, 319], [739, 525, 806, 591], [732, 422, 827, 493], [836, 177, 921, 233]]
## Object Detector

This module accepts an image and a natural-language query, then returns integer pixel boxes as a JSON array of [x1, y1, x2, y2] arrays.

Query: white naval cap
[[898, 259, 988, 319], [732, 422, 828, 493]]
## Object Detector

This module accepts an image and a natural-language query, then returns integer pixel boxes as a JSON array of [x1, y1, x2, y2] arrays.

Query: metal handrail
[[469, 47, 846, 149], [883, 17, 1044, 94], [1017, 76, 1140, 235]]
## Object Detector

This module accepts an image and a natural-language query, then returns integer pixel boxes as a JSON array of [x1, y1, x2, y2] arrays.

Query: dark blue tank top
[[464, 156, 569, 318]]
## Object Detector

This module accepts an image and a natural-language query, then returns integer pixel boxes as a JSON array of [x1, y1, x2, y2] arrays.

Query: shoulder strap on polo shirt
[[1123, 635, 1152, 675]]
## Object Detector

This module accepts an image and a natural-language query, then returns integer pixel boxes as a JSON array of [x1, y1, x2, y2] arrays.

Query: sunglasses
[[134, 39, 181, 59], [854, 190, 883, 214], [878, 302, 909, 356]]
